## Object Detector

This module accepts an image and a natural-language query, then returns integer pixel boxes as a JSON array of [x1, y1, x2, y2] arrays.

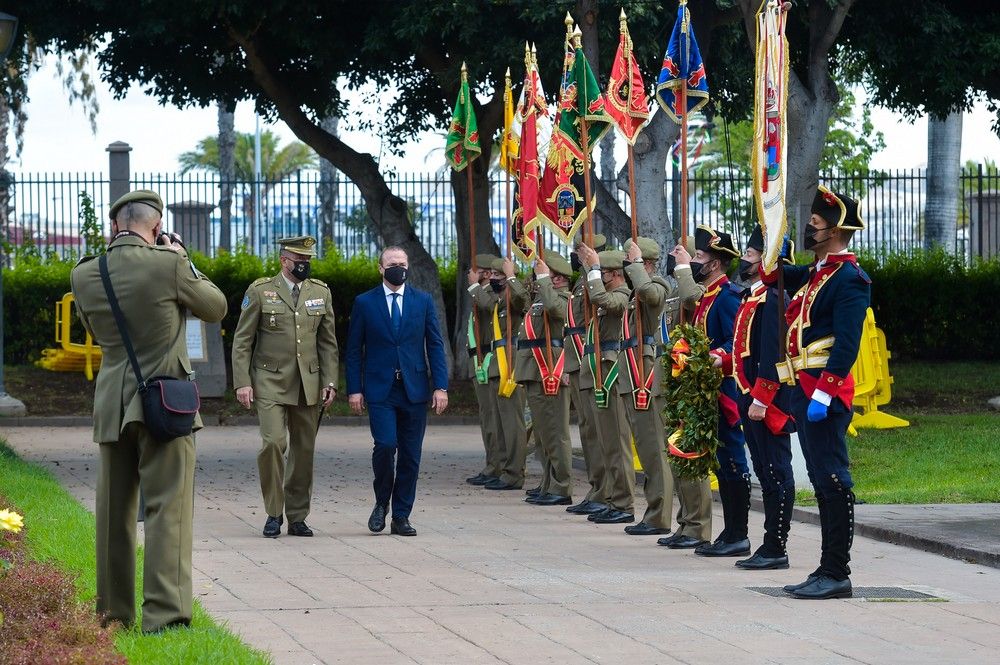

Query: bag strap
[[98, 253, 147, 390]]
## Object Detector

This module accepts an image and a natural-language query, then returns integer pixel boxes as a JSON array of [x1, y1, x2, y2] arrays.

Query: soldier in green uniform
[[71, 189, 228, 633], [512, 251, 574, 505], [232, 236, 339, 538], [575, 246, 635, 525], [564, 234, 611, 516], [465, 253, 502, 486], [482, 257, 531, 490]]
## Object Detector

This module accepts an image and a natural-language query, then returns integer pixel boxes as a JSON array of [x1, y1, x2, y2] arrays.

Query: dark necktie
[[292, 283, 300, 306], [391, 292, 402, 334]]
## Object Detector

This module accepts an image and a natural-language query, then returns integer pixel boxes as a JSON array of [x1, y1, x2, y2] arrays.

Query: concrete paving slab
[[4, 424, 1000, 665]]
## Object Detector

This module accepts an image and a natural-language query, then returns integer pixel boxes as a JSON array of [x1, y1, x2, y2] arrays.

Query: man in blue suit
[[346, 246, 449, 537]]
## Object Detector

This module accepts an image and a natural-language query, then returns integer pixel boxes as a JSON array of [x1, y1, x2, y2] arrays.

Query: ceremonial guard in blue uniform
[[671, 226, 750, 554], [766, 186, 870, 599], [716, 226, 796, 570]]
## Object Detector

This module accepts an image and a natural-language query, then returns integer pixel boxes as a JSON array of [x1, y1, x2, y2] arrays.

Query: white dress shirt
[[383, 283, 405, 315]]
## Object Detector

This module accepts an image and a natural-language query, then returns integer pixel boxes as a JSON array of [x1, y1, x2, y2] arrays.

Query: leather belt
[[622, 335, 664, 357], [583, 340, 622, 355], [517, 338, 564, 350], [467, 342, 491, 357], [492, 337, 518, 350], [563, 325, 586, 336]]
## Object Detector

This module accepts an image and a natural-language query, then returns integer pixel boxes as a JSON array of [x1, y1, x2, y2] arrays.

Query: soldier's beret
[[625, 236, 661, 261], [812, 185, 864, 230], [542, 250, 573, 278], [475, 253, 500, 269], [109, 189, 163, 221], [598, 250, 626, 270], [277, 235, 317, 256], [489, 257, 505, 272], [574, 233, 607, 252], [695, 225, 740, 259]]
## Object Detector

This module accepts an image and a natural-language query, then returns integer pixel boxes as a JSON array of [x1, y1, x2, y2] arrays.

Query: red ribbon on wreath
[[670, 338, 691, 378]]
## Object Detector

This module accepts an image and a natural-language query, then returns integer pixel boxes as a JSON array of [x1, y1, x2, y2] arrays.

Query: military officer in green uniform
[[232, 236, 339, 538], [482, 257, 531, 490], [511, 251, 574, 505], [71, 189, 228, 633], [465, 253, 502, 486], [575, 246, 635, 525], [564, 234, 610, 516]]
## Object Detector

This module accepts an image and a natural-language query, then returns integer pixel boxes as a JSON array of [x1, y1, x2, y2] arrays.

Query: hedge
[[2, 247, 995, 365]]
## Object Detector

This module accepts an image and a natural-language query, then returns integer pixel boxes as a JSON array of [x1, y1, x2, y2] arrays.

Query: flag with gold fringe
[[511, 47, 547, 263], [445, 63, 481, 171], [751, 0, 790, 274], [606, 9, 650, 144], [655, 0, 709, 123]]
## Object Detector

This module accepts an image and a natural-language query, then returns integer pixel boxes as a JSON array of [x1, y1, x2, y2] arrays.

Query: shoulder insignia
[[251, 277, 270, 287], [241, 295, 251, 310]]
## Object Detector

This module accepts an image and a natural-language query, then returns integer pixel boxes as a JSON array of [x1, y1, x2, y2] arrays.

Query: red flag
[[606, 10, 650, 144], [512, 48, 547, 263]]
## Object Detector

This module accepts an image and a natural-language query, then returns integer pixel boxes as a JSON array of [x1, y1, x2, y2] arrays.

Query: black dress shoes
[[566, 500, 606, 515], [368, 504, 388, 533], [665, 535, 708, 549], [788, 574, 852, 600], [484, 478, 522, 490], [532, 493, 572, 506], [735, 551, 790, 570], [783, 574, 819, 593], [593, 509, 635, 524], [525, 486, 542, 497], [624, 522, 671, 536], [694, 537, 751, 557], [390, 517, 417, 536], [288, 521, 313, 537], [466, 473, 487, 485], [263, 515, 283, 538], [657, 532, 683, 546], [587, 507, 612, 522]]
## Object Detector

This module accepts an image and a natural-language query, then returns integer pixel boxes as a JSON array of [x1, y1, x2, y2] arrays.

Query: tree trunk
[[231, 29, 455, 374], [450, 151, 500, 379], [0, 94, 12, 262], [217, 102, 236, 253], [925, 111, 963, 253], [317, 114, 341, 248]]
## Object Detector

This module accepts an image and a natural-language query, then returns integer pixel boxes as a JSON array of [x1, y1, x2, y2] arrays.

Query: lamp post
[[0, 11, 26, 417]]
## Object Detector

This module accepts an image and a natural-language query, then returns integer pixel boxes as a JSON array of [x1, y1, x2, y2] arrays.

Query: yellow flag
[[499, 68, 519, 175]]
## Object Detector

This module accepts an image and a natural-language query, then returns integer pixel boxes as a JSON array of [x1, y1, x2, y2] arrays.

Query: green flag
[[558, 45, 613, 153], [445, 64, 482, 171]]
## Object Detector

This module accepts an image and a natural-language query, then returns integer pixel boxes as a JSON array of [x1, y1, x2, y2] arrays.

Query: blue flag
[[655, 1, 709, 123]]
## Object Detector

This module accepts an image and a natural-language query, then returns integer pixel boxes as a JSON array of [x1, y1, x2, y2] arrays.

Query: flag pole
[[462, 62, 483, 367], [622, 9, 647, 400], [572, 26, 605, 400], [678, 1, 691, 326], [504, 66, 514, 363], [775, 2, 789, 363]]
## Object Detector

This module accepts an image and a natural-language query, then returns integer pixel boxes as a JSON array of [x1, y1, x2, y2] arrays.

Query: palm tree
[[924, 112, 963, 253], [178, 130, 318, 233]]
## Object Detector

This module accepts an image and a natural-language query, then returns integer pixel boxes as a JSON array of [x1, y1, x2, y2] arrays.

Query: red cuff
[[763, 405, 792, 436], [718, 351, 734, 376], [760, 264, 778, 285], [818, 370, 849, 401], [718, 393, 741, 428], [750, 377, 780, 407]]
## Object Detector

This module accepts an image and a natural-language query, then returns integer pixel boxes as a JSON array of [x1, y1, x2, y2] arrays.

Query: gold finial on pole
[[460, 61, 467, 78], [565, 11, 574, 30], [572, 25, 583, 48], [620, 7, 627, 31], [531, 42, 537, 65]]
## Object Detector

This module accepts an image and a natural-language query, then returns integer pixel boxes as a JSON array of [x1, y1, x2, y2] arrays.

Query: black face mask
[[738, 259, 760, 282], [665, 254, 676, 276], [804, 225, 833, 250], [383, 265, 407, 286], [690, 261, 709, 283], [570, 252, 582, 272], [290, 260, 311, 281], [490, 279, 505, 294]]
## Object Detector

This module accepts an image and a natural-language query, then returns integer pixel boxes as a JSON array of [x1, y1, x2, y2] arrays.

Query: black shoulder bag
[[99, 253, 200, 442]]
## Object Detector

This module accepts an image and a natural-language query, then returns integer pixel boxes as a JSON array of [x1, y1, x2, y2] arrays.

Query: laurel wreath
[[661, 323, 722, 479]]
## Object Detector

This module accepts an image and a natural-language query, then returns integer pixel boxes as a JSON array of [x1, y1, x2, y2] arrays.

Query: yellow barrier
[[35, 293, 102, 381], [849, 307, 909, 433]]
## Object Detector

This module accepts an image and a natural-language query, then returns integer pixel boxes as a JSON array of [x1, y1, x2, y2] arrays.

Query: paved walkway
[[4, 425, 1000, 665]]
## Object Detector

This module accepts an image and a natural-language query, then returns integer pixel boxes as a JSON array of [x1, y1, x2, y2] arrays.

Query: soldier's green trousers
[[593, 362, 634, 513], [474, 378, 502, 477], [491, 378, 527, 487], [255, 397, 321, 523], [672, 467, 712, 540], [96, 422, 195, 633], [525, 381, 572, 498], [568, 371, 606, 504], [622, 394, 672, 529]]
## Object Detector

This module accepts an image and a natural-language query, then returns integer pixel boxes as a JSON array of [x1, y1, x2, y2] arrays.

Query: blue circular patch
[[241, 295, 250, 310]]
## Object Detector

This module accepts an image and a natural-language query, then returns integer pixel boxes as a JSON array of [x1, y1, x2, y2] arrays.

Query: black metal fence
[[3, 167, 998, 263]]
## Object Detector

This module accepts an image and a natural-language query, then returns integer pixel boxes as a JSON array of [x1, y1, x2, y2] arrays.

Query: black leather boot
[[789, 489, 854, 599], [696, 478, 750, 557], [736, 485, 791, 570]]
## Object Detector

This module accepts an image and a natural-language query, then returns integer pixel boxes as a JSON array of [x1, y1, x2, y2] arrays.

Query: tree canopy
[[178, 130, 316, 182]]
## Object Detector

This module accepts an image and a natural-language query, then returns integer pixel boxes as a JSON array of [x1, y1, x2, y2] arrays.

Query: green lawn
[[0, 441, 272, 665], [888, 360, 1000, 413]]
